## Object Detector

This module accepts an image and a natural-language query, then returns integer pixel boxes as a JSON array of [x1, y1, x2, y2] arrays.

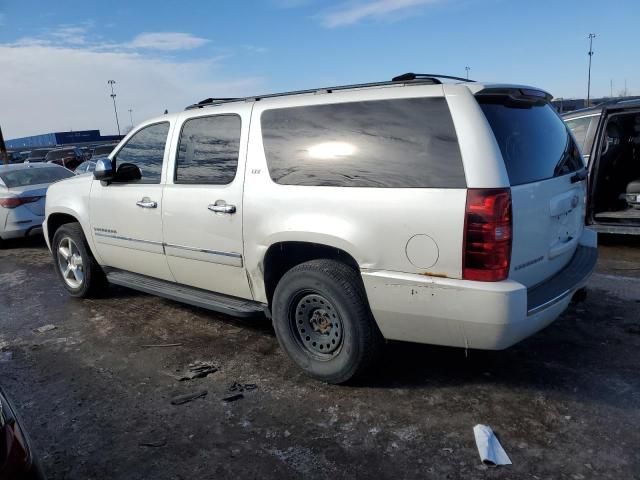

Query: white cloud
[[321, 0, 442, 27], [50, 25, 90, 45], [127, 32, 209, 51], [0, 43, 262, 139]]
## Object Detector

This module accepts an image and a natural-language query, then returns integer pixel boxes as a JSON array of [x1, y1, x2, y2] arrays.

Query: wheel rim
[[291, 292, 344, 360], [56, 237, 84, 289]]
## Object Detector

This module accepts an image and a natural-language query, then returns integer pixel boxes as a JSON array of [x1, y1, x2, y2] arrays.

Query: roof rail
[[392, 72, 474, 83], [184, 74, 459, 110]]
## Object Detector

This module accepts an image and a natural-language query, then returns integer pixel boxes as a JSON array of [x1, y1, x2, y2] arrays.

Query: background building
[[6, 130, 122, 149]]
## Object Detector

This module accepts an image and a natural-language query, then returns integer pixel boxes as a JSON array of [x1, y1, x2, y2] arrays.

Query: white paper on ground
[[473, 424, 512, 467]]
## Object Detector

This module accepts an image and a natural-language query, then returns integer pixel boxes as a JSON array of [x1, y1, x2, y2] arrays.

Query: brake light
[[463, 188, 512, 282], [0, 196, 41, 208]]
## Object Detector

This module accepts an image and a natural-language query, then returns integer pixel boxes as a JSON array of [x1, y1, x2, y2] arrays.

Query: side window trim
[[173, 113, 242, 185], [112, 121, 171, 185]]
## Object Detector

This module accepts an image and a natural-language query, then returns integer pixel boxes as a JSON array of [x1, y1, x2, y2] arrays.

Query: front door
[[162, 107, 251, 299], [89, 121, 175, 281]]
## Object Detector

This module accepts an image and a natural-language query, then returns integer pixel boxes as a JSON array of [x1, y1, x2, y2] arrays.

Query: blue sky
[[1, 0, 638, 137]]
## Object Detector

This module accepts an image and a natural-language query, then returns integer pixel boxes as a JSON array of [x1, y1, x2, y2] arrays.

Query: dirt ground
[[1, 236, 639, 480]]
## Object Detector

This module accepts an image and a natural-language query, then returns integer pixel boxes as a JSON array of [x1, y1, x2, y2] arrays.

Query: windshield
[[0, 166, 74, 188], [478, 99, 585, 185]]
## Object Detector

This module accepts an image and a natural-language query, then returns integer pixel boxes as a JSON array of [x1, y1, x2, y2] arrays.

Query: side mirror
[[93, 158, 115, 181], [116, 163, 142, 182]]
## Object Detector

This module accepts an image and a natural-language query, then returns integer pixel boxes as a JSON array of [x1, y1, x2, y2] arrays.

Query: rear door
[[161, 106, 252, 299], [478, 96, 587, 288]]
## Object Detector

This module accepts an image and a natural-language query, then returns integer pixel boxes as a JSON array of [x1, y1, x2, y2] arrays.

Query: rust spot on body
[[420, 271, 450, 279]]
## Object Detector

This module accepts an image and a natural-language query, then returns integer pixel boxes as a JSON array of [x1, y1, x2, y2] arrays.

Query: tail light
[[463, 188, 512, 282], [0, 196, 41, 209]]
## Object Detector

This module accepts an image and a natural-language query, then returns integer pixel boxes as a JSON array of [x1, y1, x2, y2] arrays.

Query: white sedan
[[0, 163, 74, 245]]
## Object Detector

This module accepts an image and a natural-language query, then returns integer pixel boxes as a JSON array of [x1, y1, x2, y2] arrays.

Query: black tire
[[272, 259, 384, 384], [51, 222, 106, 298]]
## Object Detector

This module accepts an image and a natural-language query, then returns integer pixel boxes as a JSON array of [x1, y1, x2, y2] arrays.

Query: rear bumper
[[362, 232, 598, 350]]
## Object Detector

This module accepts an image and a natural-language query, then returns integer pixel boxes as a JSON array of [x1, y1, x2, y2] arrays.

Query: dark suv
[[45, 147, 84, 171], [564, 98, 640, 235]]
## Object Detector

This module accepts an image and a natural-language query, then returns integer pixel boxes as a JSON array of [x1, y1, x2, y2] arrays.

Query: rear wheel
[[52, 222, 106, 297], [272, 259, 383, 384]]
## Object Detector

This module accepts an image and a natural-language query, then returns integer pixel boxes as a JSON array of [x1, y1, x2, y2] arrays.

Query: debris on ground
[[177, 361, 218, 381], [138, 439, 167, 448], [473, 424, 512, 467], [228, 382, 257, 393], [141, 343, 183, 348], [170, 390, 208, 405], [34, 324, 56, 333], [0, 340, 9, 350], [222, 393, 244, 403], [0, 351, 13, 362]]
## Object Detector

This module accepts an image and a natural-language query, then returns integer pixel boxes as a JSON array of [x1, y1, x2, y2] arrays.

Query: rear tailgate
[[477, 90, 587, 288]]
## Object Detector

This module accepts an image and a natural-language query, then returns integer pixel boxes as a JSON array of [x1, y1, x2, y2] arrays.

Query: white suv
[[44, 73, 598, 383]]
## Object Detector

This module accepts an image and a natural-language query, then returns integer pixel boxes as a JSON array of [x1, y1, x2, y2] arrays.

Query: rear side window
[[479, 100, 584, 185], [261, 97, 465, 188], [175, 114, 241, 185]]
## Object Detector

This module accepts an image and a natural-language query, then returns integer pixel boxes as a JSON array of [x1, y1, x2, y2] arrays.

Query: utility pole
[[465, 66, 470, 80], [610, 79, 613, 98], [128, 108, 134, 127], [107, 80, 121, 136], [0, 125, 7, 165], [587, 33, 596, 107]]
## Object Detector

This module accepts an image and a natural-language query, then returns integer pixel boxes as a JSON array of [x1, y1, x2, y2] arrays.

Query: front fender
[[45, 177, 102, 263]]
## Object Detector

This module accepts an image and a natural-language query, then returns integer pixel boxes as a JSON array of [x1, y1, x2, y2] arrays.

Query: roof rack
[[391, 72, 474, 83], [185, 72, 471, 110]]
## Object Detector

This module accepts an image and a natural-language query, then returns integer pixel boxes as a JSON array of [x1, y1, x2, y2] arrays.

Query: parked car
[[44, 73, 597, 383], [0, 385, 45, 479], [563, 98, 640, 234], [74, 161, 96, 175], [25, 149, 52, 163], [44, 148, 83, 171], [0, 163, 74, 245]]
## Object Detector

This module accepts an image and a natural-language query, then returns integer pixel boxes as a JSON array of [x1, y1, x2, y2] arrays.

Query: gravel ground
[[1, 235, 639, 479]]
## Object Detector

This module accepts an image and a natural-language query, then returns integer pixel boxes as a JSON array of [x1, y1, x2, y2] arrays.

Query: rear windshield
[[93, 145, 115, 155], [478, 99, 584, 185], [46, 150, 76, 160], [0, 167, 74, 188], [29, 149, 51, 158]]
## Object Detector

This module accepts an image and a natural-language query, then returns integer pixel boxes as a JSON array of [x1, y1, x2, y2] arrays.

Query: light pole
[[465, 66, 470, 80], [128, 108, 134, 127], [107, 80, 121, 136], [587, 33, 596, 107]]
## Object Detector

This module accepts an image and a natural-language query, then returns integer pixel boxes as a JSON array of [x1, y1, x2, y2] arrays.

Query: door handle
[[136, 197, 157, 208], [208, 202, 236, 214]]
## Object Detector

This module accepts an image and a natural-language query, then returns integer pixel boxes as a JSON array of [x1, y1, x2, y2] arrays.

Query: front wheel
[[272, 259, 383, 384], [52, 222, 106, 298]]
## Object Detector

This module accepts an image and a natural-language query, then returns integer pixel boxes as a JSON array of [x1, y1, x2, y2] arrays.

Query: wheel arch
[[46, 210, 102, 264], [261, 240, 363, 308]]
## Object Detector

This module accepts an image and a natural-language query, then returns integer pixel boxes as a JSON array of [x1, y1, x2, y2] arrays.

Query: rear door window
[[565, 116, 595, 152], [478, 99, 584, 185], [175, 114, 241, 185], [261, 97, 466, 188]]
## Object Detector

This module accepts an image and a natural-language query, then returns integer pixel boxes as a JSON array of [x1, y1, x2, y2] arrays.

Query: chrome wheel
[[292, 292, 344, 359], [56, 237, 84, 289]]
